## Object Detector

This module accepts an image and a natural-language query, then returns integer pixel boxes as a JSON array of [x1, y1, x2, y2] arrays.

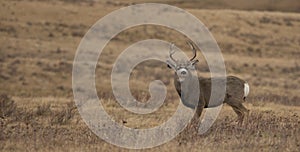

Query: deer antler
[[186, 41, 197, 61], [169, 43, 177, 63]]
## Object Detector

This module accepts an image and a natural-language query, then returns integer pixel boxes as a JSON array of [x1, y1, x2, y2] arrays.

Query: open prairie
[[0, 0, 299, 151]]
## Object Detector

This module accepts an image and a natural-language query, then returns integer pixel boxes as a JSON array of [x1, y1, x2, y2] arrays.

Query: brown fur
[[174, 74, 250, 125]]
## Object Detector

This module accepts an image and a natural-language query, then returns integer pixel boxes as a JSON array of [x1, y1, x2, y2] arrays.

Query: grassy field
[[0, 0, 300, 151]]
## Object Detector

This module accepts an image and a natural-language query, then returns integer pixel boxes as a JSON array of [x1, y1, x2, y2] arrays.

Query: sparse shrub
[[51, 102, 76, 125], [36, 103, 52, 116], [71, 31, 84, 37], [48, 32, 54, 37], [0, 94, 16, 118], [16, 108, 35, 124]]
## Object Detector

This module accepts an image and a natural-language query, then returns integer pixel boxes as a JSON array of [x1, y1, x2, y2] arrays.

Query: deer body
[[174, 75, 249, 107], [174, 74, 250, 124], [167, 42, 250, 125]]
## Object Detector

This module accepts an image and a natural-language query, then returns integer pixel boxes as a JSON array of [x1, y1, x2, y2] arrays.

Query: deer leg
[[178, 103, 204, 140], [188, 103, 205, 131], [226, 98, 249, 126], [232, 106, 245, 125]]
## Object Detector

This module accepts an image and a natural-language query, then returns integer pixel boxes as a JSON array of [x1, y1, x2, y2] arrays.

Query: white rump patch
[[244, 83, 250, 97]]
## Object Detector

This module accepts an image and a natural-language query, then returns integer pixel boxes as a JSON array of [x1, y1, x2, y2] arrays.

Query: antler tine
[[169, 43, 177, 62], [186, 41, 197, 61]]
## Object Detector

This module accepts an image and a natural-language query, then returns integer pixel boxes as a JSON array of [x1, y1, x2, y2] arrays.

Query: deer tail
[[243, 82, 250, 100]]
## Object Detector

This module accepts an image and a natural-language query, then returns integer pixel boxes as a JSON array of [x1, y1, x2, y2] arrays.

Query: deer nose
[[181, 71, 187, 75]]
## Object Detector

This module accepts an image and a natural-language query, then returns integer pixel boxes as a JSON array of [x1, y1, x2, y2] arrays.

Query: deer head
[[167, 41, 199, 82]]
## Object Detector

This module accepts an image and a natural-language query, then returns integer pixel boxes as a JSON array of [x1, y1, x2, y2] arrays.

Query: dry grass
[[0, 94, 17, 119], [0, 0, 299, 151], [50, 102, 76, 125], [0, 95, 299, 151]]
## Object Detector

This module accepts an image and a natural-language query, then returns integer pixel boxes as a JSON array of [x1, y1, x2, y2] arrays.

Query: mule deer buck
[[166, 42, 250, 126]]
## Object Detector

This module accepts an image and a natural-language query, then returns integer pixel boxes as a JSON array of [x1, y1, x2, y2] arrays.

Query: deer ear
[[166, 59, 176, 69]]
